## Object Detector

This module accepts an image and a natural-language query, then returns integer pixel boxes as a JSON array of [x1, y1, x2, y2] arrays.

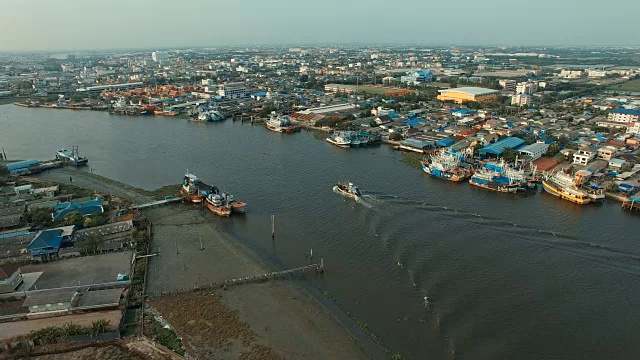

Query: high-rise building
[[516, 81, 538, 95], [511, 94, 531, 106], [499, 79, 516, 92], [151, 51, 167, 63], [217, 82, 247, 99]]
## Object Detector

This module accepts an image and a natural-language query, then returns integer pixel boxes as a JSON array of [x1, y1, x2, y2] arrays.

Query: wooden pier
[[622, 197, 640, 212], [131, 197, 183, 210], [148, 263, 323, 298]]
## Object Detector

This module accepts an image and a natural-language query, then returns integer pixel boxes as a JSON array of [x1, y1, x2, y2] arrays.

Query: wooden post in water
[[1, 148, 5, 160], [310, 248, 313, 264], [271, 214, 275, 239]]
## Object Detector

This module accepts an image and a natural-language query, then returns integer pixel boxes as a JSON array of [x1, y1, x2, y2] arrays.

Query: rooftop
[[439, 87, 500, 96]]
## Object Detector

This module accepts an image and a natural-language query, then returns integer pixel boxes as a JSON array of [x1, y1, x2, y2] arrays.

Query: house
[[573, 146, 596, 166], [608, 158, 626, 170], [400, 70, 433, 85], [597, 145, 618, 161], [22, 288, 78, 314], [375, 115, 392, 125], [518, 142, 550, 161], [52, 199, 103, 222], [0, 264, 23, 294], [27, 229, 63, 260], [478, 137, 525, 157]]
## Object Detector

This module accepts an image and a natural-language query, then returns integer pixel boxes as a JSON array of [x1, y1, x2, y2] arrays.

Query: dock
[[130, 197, 183, 210], [148, 263, 323, 298], [622, 196, 640, 211]]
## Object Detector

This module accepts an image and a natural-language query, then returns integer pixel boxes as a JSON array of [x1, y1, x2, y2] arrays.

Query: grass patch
[[608, 79, 640, 92], [400, 152, 425, 169], [148, 317, 185, 355]]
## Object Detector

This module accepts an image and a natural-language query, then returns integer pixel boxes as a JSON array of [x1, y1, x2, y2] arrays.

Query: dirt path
[[36, 167, 153, 204]]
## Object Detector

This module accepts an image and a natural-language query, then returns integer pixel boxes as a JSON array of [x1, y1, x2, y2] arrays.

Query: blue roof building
[[5, 160, 40, 174], [611, 108, 640, 116], [404, 118, 427, 128], [479, 137, 525, 156], [401, 70, 434, 85], [52, 199, 103, 222], [28, 229, 63, 259], [436, 138, 454, 147]]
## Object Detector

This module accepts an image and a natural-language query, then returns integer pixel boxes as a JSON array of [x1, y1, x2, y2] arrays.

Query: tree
[[63, 211, 85, 226], [28, 208, 54, 228], [81, 233, 103, 255], [389, 132, 403, 141], [501, 148, 519, 162], [299, 74, 309, 83], [546, 142, 560, 156]]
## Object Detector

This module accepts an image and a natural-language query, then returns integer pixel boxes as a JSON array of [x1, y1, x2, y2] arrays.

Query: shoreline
[[27, 167, 386, 359]]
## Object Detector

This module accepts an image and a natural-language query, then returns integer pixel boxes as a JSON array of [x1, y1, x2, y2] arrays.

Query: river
[[2, 105, 640, 359]]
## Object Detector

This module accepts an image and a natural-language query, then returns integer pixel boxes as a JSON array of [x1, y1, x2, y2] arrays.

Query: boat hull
[[205, 200, 231, 217], [469, 179, 520, 193], [326, 138, 350, 148], [421, 163, 469, 182], [333, 186, 360, 200], [231, 202, 246, 213], [542, 180, 591, 204]]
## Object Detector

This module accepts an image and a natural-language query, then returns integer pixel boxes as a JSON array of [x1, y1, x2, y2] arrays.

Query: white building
[[628, 122, 640, 135], [499, 79, 516, 92], [559, 70, 584, 78], [202, 79, 216, 86], [573, 146, 596, 166], [516, 81, 538, 95], [608, 109, 640, 123], [518, 142, 549, 161], [151, 51, 167, 63], [511, 94, 531, 106], [217, 82, 247, 99], [587, 69, 607, 78]]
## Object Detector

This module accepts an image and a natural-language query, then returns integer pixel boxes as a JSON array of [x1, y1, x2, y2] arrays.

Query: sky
[[0, 0, 638, 51]]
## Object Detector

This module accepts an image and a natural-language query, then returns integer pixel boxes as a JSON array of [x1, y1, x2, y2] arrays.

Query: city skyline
[[1, 0, 639, 52]]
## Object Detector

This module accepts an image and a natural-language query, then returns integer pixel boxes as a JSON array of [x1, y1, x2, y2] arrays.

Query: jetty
[[131, 197, 183, 210], [148, 262, 324, 298], [622, 196, 640, 212]]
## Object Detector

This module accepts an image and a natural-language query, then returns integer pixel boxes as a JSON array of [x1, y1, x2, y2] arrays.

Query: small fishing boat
[[181, 172, 204, 203], [56, 146, 88, 166], [204, 193, 232, 217], [333, 181, 362, 200]]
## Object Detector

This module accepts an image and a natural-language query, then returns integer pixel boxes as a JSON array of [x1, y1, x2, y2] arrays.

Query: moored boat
[[266, 113, 299, 133], [469, 160, 526, 193], [585, 185, 605, 202], [326, 132, 351, 148], [181, 172, 204, 203], [541, 171, 591, 205], [56, 146, 88, 166], [421, 148, 472, 182], [333, 181, 362, 200], [204, 193, 232, 217]]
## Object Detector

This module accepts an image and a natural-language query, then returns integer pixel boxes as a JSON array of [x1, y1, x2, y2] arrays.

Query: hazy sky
[[0, 0, 638, 51]]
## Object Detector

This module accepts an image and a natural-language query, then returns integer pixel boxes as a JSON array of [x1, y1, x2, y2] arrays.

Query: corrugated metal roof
[[479, 137, 525, 155], [5, 160, 39, 172]]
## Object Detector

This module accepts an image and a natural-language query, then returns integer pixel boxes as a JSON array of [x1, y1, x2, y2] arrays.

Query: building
[[518, 142, 549, 161], [400, 70, 433, 85], [608, 108, 640, 123], [511, 94, 532, 106], [573, 146, 596, 165], [5, 160, 40, 174], [437, 87, 501, 104], [151, 51, 167, 63], [559, 70, 584, 78], [23, 288, 78, 314], [217, 82, 247, 99], [0, 264, 23, 294], [597, 145, 618, 161], [628, 122, 640, 135], [27, 229, 63, 260], [516, 81, 538, 95], [76, 82, 144, 92], [478, 137, 525, 157], [499, 79, 516, 92], [52, 199, 104, 222]]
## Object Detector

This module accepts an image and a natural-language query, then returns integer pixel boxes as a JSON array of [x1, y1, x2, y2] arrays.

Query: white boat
[[56, 146, 88, 166], [333, 181, 362, 200], [326, 132, 352, 148]]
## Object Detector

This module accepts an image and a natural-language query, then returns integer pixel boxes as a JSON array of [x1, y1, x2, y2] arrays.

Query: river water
[[2, 105, 640, 359]]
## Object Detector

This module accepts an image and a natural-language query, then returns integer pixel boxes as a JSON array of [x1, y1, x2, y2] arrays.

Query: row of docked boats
[[420, 149, 604, 204], [326, 131, 379, 148], [181, 172, 246, 216]]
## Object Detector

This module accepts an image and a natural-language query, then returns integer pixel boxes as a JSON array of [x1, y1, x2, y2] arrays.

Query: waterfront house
[[573, 146, 596, 166], [27, 229, 63, 261], [52, 199, 104, 222], [0, 264, 23, 294]]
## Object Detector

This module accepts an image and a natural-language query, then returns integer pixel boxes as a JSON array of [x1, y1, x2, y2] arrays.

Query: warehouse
[[437, 87, 501, 104]]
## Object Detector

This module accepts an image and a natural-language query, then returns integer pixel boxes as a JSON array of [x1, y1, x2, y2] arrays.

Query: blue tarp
[[6, 160, 39, 173]]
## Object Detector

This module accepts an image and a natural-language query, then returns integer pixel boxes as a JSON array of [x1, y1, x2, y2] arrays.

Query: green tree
[[299, 74, 309, 83], [389, 132, 403, 141], [501, 148, 519, 162], [28, 208, 54, 228], [546, 142, 560, 156], [81, 233, 103, 255], [63, 211, 85, 226]]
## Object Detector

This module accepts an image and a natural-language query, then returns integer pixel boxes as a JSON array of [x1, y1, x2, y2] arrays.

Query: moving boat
[[266, 113, 300, 133], [469, 160, 526, 193], [333, 181, 362, 200], [541, 171, 591, 205], [56, 146, 88, 166], [421, 148, 472, 182], [181, 172, 204, 203]]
